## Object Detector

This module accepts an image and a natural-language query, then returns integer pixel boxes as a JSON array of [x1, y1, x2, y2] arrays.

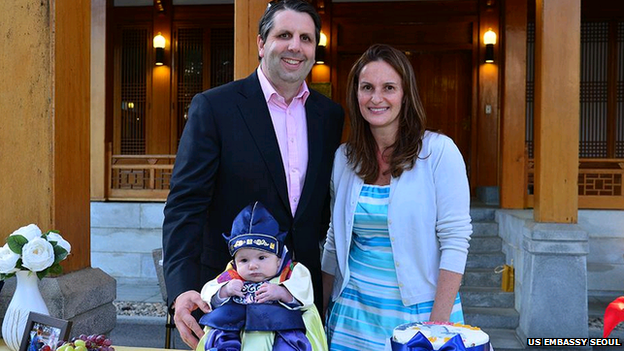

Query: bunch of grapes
[[55, 334, 114, 351]]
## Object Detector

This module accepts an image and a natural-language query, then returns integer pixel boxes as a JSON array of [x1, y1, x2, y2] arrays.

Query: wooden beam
[[606, 21, 617, 158], [475, 0, 500, 189], [234, 0, 267, 79], [91, 0, 107, 201], [0, 2, 54, 238], [500, 0, 527, 208], [533, 0, 580, 223], [149, 0, 173, 154], [0, 0, 91, 273], [53, 0, 92, 272]]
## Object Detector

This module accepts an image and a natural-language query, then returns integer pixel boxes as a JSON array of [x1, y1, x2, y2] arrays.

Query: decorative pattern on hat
[[222, 201, 287, 257]]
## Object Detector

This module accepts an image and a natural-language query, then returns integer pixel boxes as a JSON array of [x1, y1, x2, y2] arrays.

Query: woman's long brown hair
[[345, 44, 428, 183]]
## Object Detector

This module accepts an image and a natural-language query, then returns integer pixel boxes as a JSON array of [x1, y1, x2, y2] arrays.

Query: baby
[[196, 202, 327, 351]]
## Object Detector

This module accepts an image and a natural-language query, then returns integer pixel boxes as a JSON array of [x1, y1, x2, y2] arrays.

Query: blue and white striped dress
[[326, 184, 464, 351]]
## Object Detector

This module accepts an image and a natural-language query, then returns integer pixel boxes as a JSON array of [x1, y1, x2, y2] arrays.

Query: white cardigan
[[321, 131, 472, 306]]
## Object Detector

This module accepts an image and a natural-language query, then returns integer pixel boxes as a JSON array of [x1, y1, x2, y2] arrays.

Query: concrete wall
[[91, 202, 165, 283], [90, 202, 624, 301], [497, 209, 624, 305], [496, 210, 590, 340], [496, 210, 530, 312], [579, 210, 624, 301]]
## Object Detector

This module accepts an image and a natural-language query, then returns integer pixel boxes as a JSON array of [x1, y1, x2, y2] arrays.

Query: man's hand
[[255, 282, 293, 304], [173, 290, 211, 349]]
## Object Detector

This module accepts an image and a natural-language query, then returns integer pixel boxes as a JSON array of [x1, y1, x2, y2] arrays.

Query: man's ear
[[257, 35, 265, 59]]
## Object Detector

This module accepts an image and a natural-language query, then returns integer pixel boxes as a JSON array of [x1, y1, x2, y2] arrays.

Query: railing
[[527, 158, 624, 209], [105, 151, 624, 209], [108, 149, 175, 201]]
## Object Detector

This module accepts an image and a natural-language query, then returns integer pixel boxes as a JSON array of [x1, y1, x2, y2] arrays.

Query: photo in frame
[[19, 312, 72, 351]]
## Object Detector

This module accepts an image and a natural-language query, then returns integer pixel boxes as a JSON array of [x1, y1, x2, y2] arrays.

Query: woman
[[321, 44, 472, 351]]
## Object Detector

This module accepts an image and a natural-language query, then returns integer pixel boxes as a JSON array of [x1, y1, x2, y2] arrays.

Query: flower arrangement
[[0, 224, 71, 280]]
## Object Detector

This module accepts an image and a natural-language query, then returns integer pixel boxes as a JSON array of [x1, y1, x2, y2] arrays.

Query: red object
[[603, 296, 624, 338]]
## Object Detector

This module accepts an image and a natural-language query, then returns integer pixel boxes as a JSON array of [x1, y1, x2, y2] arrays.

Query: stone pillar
[[0, 0, 115, 335], [498, 211, 589, 343], [518, 222, 589, 340]]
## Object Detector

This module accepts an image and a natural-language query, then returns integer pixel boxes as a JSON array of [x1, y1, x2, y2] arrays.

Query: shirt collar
[[257, 66, 310, 105]]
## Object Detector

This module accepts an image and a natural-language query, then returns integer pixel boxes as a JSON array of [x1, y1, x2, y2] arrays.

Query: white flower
[[21, 238, 55, 272], [0, 245, 20, 274], [46, 232, 71, 254], [10, 224, 42, 241]]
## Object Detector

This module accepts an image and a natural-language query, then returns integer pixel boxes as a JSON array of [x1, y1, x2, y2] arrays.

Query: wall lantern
[[483, 28, 496, 63], [315, 32, 327, 65], [153, 32, 166, 66]]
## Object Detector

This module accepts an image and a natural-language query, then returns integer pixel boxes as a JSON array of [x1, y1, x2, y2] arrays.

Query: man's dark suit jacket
[[162, 71, 344, 310]]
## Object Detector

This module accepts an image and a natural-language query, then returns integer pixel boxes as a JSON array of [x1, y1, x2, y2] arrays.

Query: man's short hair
[[258, 0, 321, 45]]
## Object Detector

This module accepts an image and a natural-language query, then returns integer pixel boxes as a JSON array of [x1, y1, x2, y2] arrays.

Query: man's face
[[258, 9, 316, 89]]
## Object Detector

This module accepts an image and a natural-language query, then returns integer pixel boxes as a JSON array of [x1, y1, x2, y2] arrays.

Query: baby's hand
[[255, 282, 293, 304], [220, 280, 244, 299]]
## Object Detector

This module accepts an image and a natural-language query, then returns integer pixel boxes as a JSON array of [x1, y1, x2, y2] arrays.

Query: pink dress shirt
[[257, 67, 309, 216]]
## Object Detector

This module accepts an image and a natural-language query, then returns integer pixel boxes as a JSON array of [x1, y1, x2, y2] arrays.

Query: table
[[0, 339, 185, 351]]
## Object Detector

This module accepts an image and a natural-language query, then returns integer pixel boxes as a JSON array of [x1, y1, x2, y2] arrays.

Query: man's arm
[[162, 92, 221, 304], [162, 92, 221, 348]]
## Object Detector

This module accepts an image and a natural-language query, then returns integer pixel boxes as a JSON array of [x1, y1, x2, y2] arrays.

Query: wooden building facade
[[90, 0, 624, 215]]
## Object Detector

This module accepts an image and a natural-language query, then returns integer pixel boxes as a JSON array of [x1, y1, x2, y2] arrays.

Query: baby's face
[[234, 248, 280, 282]]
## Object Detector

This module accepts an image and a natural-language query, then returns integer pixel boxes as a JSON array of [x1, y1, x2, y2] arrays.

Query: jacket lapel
[[294, 94, 324, 221], [236, 73, 291, 215]]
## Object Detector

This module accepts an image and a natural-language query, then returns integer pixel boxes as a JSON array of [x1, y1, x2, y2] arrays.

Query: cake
[[391, 322, 490, 350]]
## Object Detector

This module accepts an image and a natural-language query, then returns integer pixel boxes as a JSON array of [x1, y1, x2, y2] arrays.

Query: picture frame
[[19, 312, 72, 351]]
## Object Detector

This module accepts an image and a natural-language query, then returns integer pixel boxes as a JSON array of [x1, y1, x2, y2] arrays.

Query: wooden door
[[336, 50, 473, 166], [409, 50, 472, 165]]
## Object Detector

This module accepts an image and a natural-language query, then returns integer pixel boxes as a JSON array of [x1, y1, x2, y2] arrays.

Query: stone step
[[472, 221, 499, 236], [470, 207, 497, 221], [469, 236, 503, 253], [589, 301, 609, 319], [111, 315, 184, 348], [111, 315, 623, 351], [460, 286, 515, 308], [463, 267, 502, 287], [464, 306, 520, 329], [483, 328, 524, 350], [466, 252, 506, 268], [590, 327, 624, 350], [91, 202, 165, 229], [514, 328, 624, 351]]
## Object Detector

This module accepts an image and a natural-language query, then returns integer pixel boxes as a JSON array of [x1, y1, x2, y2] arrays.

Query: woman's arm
[[322, 271, 335, 318], [429, 134, 470, 322], [429, 269, 463, 322]]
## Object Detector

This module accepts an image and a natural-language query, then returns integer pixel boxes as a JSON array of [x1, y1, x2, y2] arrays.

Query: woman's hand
[[429, 269, 463, 322], [255, 282, 293, 303], [322, 272, 335, 320]]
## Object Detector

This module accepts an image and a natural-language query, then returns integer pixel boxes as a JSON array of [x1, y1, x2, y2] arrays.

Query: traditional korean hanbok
[[197, 258, 327, 351], [195, 201, 327, 351]]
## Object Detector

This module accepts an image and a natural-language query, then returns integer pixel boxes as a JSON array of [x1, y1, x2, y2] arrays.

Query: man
[[162, 0, 344, 347]]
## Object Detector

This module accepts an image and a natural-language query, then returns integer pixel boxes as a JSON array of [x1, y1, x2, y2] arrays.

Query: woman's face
[[357, 60, 404, 134]]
